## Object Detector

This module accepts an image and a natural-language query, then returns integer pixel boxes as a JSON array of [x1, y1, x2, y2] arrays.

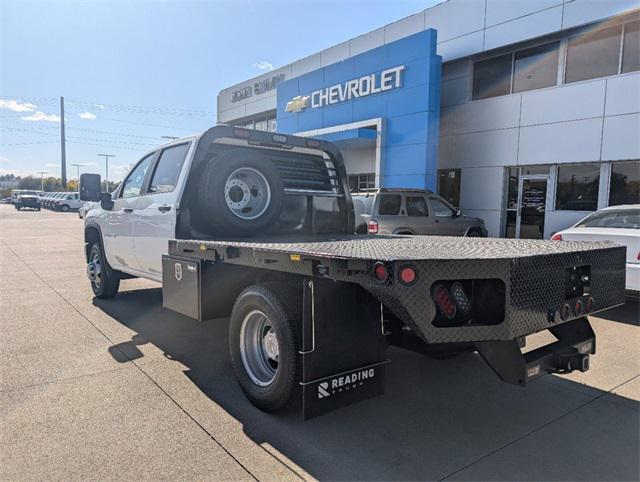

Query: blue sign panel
[[276, 29, 441, 190]]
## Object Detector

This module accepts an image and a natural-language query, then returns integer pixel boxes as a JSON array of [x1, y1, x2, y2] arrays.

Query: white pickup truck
[[80, 126, 626, 419]]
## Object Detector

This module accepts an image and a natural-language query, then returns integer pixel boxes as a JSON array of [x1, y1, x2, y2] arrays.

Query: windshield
[[576, 209, 640, 229]]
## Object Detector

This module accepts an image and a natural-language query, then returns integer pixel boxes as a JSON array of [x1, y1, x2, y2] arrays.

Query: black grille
[[272, 157, 340, 193]]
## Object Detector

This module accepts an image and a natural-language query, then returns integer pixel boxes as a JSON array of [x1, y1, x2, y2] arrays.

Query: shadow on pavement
[[594, 297, 639, 326], [95, 288, 639, 481]]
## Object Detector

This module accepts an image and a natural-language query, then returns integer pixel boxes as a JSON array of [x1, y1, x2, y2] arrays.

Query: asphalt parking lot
[[1, 204, 638, 481]]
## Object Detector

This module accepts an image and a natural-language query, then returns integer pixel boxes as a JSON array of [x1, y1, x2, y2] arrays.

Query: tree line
[[0, 174, 119, 198]]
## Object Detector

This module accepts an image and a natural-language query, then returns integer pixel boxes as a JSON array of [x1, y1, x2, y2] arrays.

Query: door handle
[[123, 208, 133, 213], [157, 205, 171, 212]]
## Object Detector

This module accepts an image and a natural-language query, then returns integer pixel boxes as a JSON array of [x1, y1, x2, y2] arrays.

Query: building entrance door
[[516, 176, 548, 239]]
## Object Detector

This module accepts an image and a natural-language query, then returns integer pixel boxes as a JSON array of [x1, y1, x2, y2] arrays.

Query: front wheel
[[87, 242, 120, 298], [60, 204, 70, 212], [229, 285, 300, 412]]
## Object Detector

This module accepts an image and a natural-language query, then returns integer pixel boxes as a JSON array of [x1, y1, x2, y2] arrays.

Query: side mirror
[[100, 192, 114, 211], [454, 209, 462, 218], [79, 173, 101, 201]]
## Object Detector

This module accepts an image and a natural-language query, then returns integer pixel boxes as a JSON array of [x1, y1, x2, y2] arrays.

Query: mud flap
[[299, 278, 389, 419], [474, 317, 596, 386]]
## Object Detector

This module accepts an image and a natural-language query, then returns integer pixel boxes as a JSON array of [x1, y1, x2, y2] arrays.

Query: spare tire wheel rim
[[224, 167, 271, 220], [240, 309, 279, 386]]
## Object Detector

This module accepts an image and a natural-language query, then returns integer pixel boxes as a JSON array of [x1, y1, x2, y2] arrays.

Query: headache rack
[[191, 125, 348, 198]]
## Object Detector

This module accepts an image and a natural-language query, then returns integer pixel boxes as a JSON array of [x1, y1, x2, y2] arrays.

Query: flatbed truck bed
[[165, 233, 625, 418]]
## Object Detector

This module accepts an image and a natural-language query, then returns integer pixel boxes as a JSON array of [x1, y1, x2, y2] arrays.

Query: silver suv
[[353, 188, 487, 236]]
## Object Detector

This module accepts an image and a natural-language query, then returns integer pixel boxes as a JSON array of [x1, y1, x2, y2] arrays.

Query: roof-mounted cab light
[[306, 139, 322, 148], [233, 128, 251, 139], [272, 134, 287, 143], [551, 233, 563, 241]]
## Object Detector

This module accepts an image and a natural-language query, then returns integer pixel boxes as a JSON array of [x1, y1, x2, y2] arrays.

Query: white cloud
[[0, 99, 37, 113], [94, 104, 106, 110], [79, 111, 96, 120], [45, 163, 60, 168], [0, 156, 10, 163], [253, 60, 274, 71], [21, 111, 61, 122]]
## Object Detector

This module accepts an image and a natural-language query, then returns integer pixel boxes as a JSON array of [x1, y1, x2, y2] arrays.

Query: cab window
[[406, 196, 429, 217], [430, 197, 455, 217], [378, 194, 401, 215], [148, 143, 190, 194], [121, 154, 155, 198]]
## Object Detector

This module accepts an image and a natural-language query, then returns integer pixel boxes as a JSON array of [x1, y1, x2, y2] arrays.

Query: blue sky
[[0, 0, 440, 182]]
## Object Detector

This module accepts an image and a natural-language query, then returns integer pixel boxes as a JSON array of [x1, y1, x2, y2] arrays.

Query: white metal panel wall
[[219, 0, 637, 121]]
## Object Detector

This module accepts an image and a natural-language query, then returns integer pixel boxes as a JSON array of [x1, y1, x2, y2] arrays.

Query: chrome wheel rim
[[87, 251, 102, 288], [224, 167, 271, 220], [239, 310, 279, 386]]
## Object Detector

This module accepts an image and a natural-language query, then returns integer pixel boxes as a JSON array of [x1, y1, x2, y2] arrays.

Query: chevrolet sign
[[285, 65, 405, 113]]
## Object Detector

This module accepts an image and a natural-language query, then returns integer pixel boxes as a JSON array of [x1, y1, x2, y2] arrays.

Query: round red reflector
[[586, 297, 594, 312], [373, 262, 389, 282], [573, 299, 583, 316], [399, 266, 417, 285]]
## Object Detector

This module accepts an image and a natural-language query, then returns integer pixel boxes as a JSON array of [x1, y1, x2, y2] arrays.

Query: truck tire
[[87, 242, 120, 299], [60, 204, 70, 212], [197, 149, 283, 236], [229, 284, 301, 412]]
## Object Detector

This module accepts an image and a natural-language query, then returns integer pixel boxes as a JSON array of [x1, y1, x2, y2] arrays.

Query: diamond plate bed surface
[[176, 234, 619, 261]]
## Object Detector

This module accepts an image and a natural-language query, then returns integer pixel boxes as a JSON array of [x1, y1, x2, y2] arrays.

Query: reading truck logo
[[317, 368, 375, 399]]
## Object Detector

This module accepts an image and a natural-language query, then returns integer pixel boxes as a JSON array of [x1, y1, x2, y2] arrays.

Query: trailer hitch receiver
[[474, 317, 595, 386]]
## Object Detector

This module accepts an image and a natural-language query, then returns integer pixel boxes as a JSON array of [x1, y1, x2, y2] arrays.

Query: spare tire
[[197, 149, 284, 236]]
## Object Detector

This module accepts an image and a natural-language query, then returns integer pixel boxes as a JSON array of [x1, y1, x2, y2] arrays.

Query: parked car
[[352, 188, 487, 236], [14, 193, 41, 211], [552, 204, 639, 293], [1, 197, 12, 204], [78, 201, 98, 219], [50, 192, 82, 212]]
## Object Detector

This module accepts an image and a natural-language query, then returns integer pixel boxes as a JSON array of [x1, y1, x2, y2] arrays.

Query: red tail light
[[373, 262, 389, 283], [398, 266, 417, 285], [368, 220, 379, 234], [433, 284, 457, 319], [551, 233, 563, 241]]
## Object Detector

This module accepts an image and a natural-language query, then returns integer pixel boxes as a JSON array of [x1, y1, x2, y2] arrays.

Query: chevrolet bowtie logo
[[285, 95, 310, 113]]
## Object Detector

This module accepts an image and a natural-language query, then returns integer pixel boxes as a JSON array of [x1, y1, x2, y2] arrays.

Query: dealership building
[[217, 0, 639, 238]]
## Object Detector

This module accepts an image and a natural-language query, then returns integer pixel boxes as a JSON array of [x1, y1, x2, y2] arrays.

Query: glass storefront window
[[437, 169, 461, 207], [513, 42, 560, 93], [609, 160, 640, 206], [565, 25, 622, 83], [348, 173, 375, 192], [555, 163, 600, 211]]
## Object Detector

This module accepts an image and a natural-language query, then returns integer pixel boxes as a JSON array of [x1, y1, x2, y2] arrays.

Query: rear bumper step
[[474, 317, 595, 386]]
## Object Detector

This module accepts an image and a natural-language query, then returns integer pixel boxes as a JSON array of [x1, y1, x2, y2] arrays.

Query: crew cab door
[[103, 153, 156, 271], [131, 142, 191, 278]]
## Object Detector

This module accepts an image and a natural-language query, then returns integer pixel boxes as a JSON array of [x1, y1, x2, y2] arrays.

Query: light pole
[[98, 154, 115, 192], [35, 171, 47, 191], [71, 164, 87, 192]]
